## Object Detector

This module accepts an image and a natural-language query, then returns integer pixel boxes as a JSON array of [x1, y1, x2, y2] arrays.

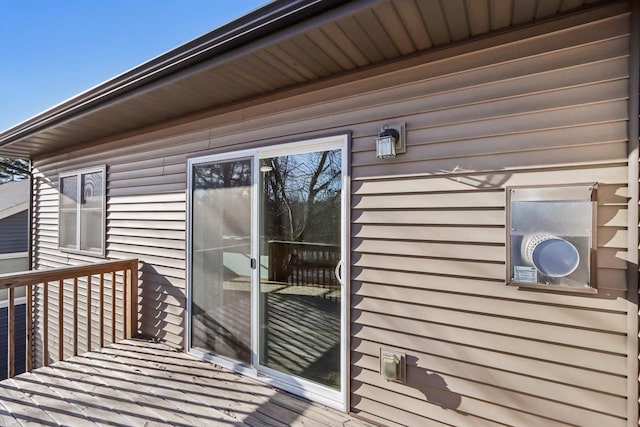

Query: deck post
[[99, 273, 104, 348], [72, 277, 78, 356], [111, 271, 116, 343], [26, 285, 32, 372], [58, 279, 63, 362], [43, 282, 49, 367], [126, 261, 138, 339], [87, 275, 92, 352], [8, 287, 14, 378]]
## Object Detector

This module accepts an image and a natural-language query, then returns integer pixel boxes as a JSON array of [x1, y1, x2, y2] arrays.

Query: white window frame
[[58, 165, 107, 257]]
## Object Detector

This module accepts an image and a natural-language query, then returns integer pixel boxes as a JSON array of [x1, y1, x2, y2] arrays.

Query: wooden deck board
[[105, 342, 362, 426], [38, 359, 196, 427], [27, 366, 143, 427], [103, 342, 351, 426], [35, 362, 183, 427], [6, 374, 100, 427], [70, 352, 243, 426], [82, 350, 261, 426], [100, 346, 306, 424], [94, 346, 327, 427], [0, 338, 374, 427], [0, 379, 59, 426], [0, 406, 21, 427]]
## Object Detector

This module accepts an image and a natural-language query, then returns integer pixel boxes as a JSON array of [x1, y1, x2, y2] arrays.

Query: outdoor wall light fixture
[[376, 122, 406, 159]]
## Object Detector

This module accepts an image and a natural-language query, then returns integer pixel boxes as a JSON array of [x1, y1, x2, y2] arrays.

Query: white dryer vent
[[522, 234, 580, 278]]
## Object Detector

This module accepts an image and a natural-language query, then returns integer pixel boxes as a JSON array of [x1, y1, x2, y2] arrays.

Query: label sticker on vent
[[514, 266, 537, 283]]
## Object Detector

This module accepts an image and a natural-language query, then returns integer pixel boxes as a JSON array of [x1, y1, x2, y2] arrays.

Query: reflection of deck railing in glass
[[0, 259, 138, 379], [267, 241, 340, 297]]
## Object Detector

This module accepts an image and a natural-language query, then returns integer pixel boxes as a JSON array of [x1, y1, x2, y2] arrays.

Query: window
[[59, 166, 106, 255]]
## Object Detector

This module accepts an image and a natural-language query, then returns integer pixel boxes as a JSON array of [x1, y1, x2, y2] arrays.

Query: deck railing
[[0, 258, 138, 379], [268, 240, 340, 291]]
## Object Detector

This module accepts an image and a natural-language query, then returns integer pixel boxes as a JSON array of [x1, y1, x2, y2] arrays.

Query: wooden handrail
[[0, 259, 137, 289], [0, 258, 138, 380]]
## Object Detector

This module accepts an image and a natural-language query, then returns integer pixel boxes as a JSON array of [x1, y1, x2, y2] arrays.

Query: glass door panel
[[191, 158, 252, 363], [259, 149, 342, 389]]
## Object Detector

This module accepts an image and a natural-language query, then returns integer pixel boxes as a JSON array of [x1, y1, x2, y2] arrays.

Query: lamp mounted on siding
[[376, 122, 406, 159]]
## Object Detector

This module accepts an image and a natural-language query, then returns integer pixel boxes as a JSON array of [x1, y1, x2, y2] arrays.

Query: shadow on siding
[[138, 262, 186, 348], [405, 355, 463, 411]]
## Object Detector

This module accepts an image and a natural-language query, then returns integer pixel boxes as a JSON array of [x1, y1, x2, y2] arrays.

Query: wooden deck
[[0, 339, 373, 427]]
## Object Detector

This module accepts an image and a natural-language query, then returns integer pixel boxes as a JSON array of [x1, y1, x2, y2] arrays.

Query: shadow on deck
[[0, 339, 372, 427]]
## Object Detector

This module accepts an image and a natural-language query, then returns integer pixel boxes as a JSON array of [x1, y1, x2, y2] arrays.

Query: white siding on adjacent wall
[[30, 3, 633, 426]]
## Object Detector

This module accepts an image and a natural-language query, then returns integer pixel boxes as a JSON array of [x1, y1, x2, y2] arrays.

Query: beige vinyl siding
[[31, 172, 129, 364], [347, 6, 631, 426], [31, 158, 187, 349], [29, 3, 633, 426]]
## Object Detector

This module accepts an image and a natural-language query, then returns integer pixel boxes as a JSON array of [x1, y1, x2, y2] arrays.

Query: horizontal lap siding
[[35, 169, 186, 354], [29, 4, 633, 427], [110, 195, 187, 343], [347, 9, 631, 427], [31, 168, 179, 356], [0, 211, 28, 254]]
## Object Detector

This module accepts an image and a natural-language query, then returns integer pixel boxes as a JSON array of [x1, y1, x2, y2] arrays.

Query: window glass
[[59, 176, 78, 249], [80, 172, 104, 252], [59, 168, 105, 255]]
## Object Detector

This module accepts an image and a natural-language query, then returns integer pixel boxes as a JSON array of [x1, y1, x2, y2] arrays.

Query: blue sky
[[0, 1, 267, 132]]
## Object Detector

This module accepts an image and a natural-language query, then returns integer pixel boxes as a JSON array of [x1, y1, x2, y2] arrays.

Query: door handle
[[335, 259, 344, 286]]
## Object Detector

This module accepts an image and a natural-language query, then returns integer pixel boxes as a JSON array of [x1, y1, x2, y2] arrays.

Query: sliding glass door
[[190, 157, 253, 363], [188, 136, 347, 406], [259, 149, 342, 389]]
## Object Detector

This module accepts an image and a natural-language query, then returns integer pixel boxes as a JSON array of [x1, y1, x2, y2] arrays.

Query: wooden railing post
[[8, 287, 14, 378], [99, 273, 104, 348], [111, 271, 116, 343], [43, 282, 49, 367], [122, 269, 128, 339], [58, 279, 63, 362], [126, 261, 138, 339], [26, 284, 32, 372], [72, 277, 78, 357], [87, 275, 92, 352]]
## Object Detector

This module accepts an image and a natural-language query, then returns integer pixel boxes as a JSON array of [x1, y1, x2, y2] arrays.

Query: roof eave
[[0, 0, 350, 150]]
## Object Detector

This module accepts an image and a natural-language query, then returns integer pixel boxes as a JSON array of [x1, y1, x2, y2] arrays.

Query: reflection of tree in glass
[[194, 161, 251, 190], [262, 150, 341, 244], [0, 157, 29, 182]]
